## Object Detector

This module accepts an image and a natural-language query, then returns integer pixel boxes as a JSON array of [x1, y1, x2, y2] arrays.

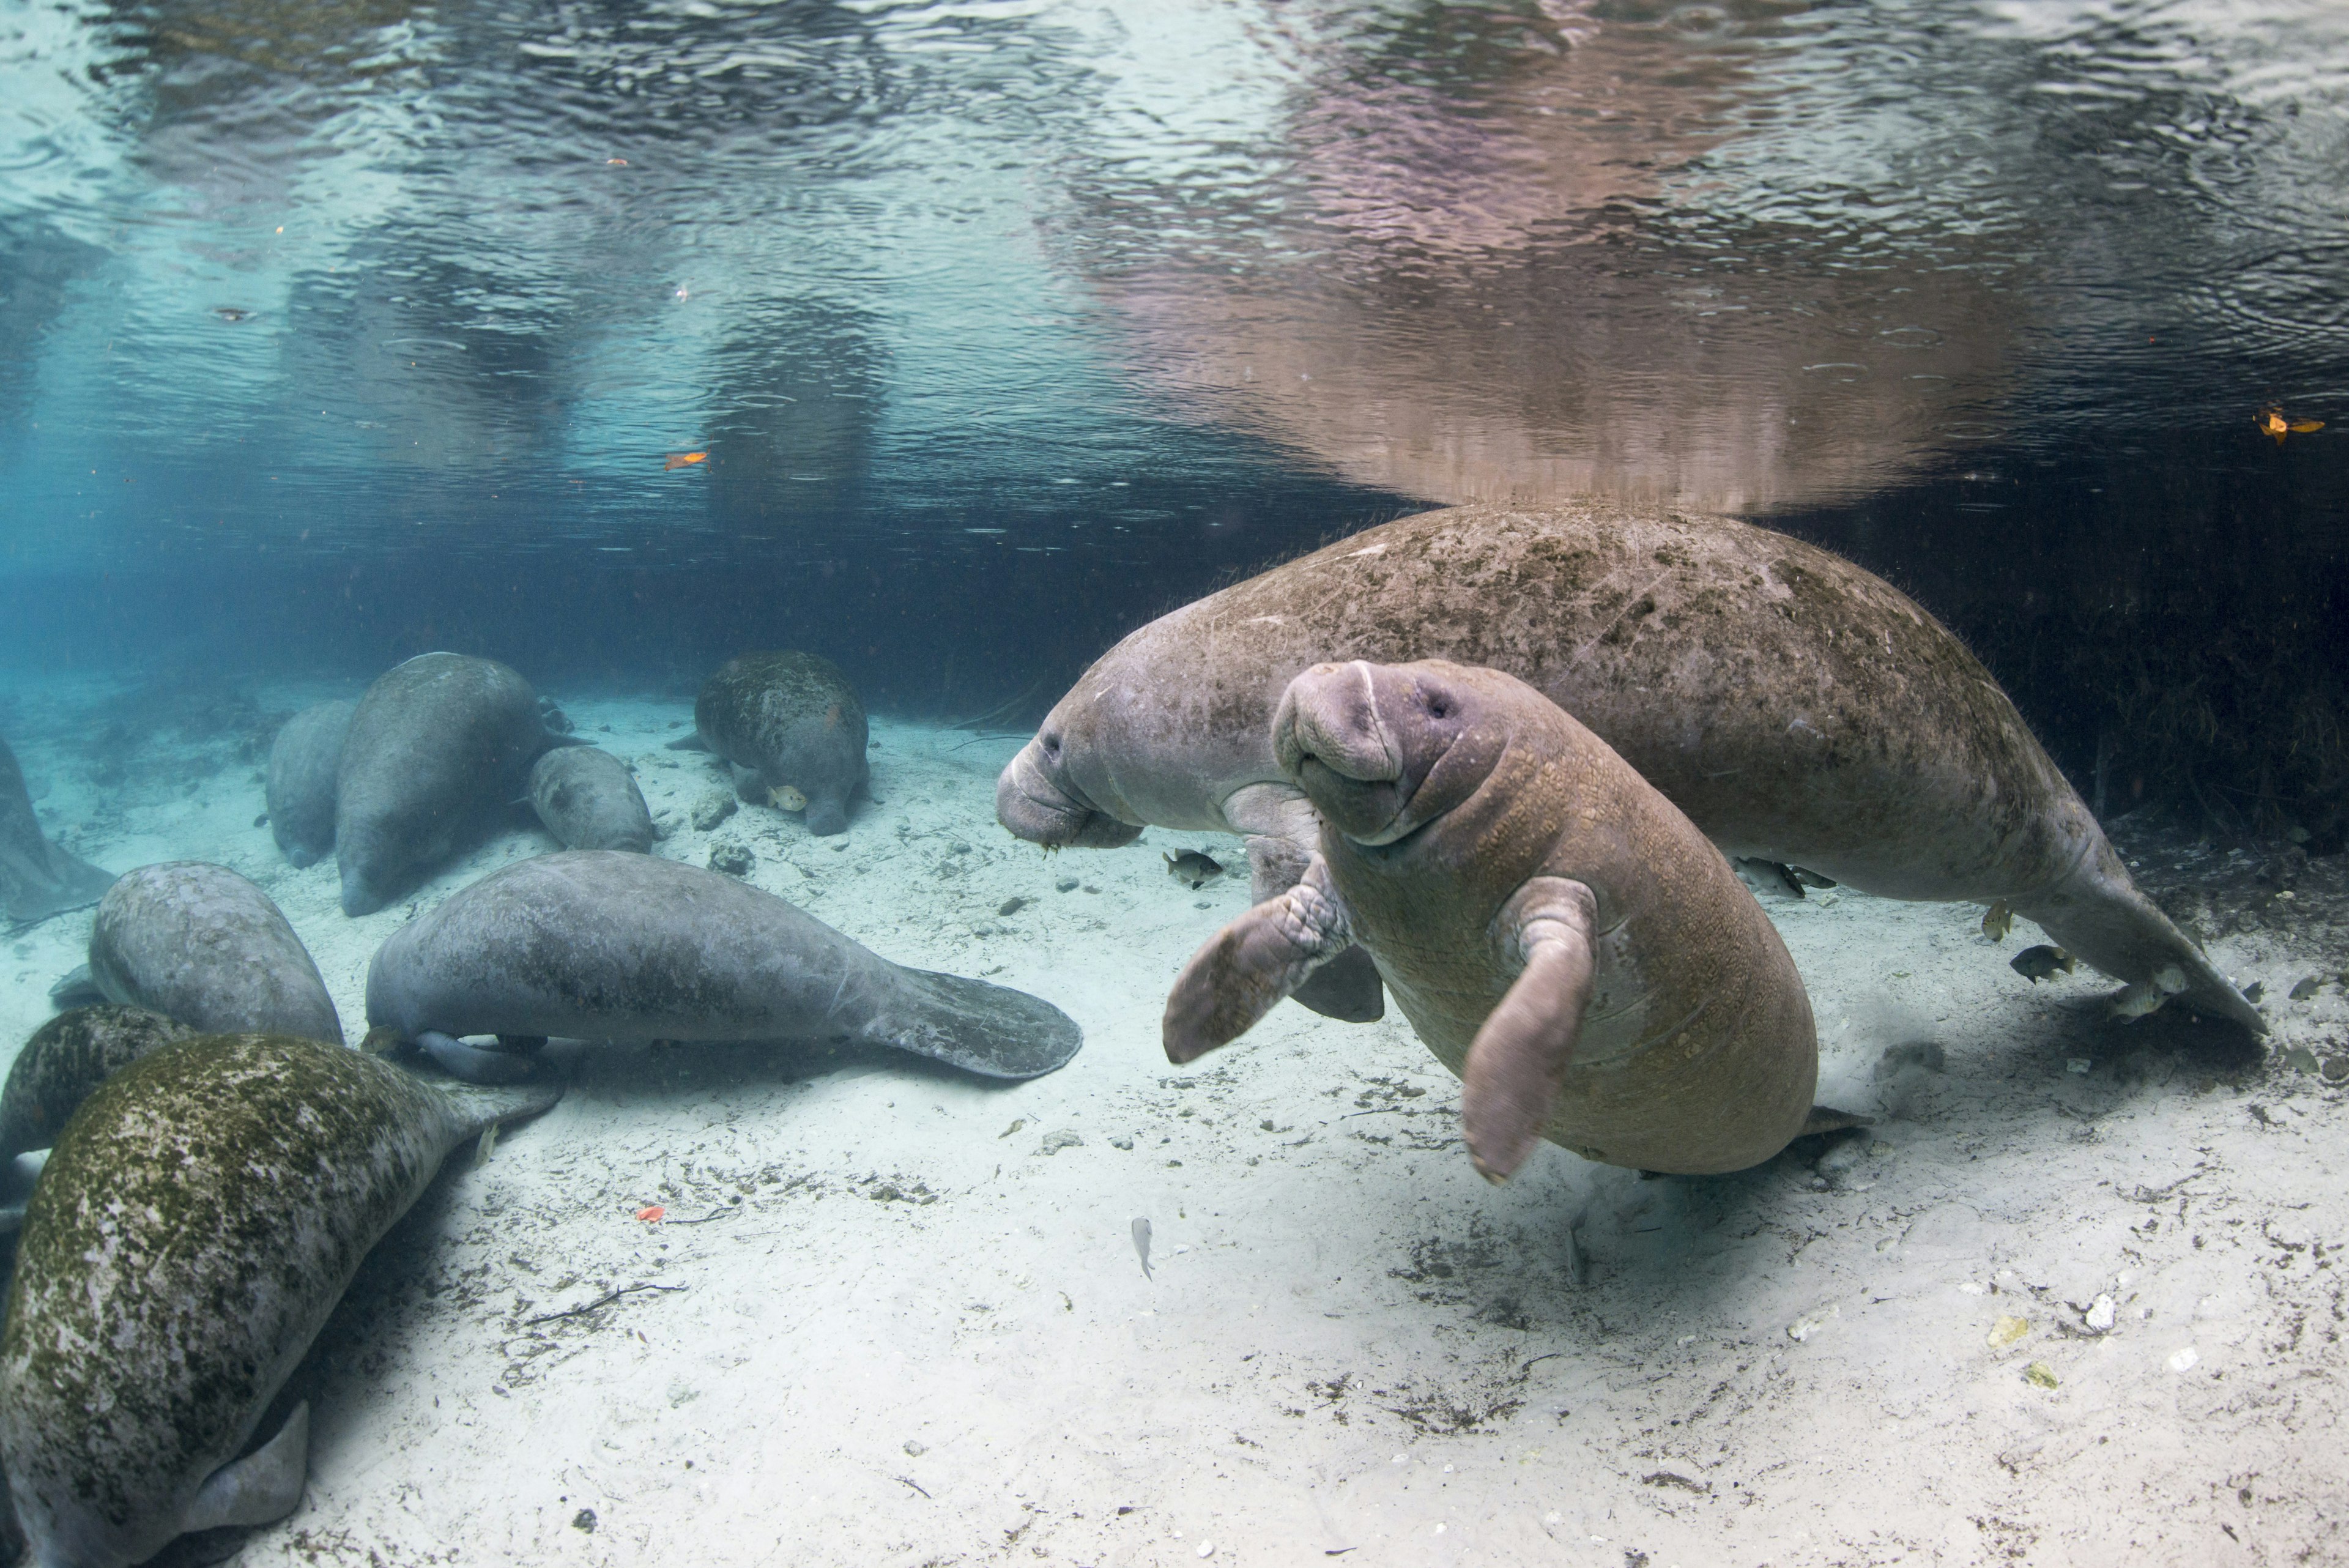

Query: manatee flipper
[[180, 1402, 309, 1533], [2016, 845, 2263, 1033], [416, 1030, 538, 1085], [1241, 821, 1384, 1024], [1463, 879, 1600, 1185], [665, 731, 713, 752], [47, 964, 103, 1009], [1165, 856, 1355, 1063], [864, 970, 1083, 1079]]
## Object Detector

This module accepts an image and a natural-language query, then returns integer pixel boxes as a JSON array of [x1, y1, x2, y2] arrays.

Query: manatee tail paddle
[[869, 970, 1083, 1079], [2017, 858, 2264, 1034]]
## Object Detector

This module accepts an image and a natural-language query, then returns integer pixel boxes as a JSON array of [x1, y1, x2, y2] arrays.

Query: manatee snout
[[338, 856, 385, 918], [803, 792, 851, 836], [995, 734, 1144, 849], [1277, 661, 1490, 847]]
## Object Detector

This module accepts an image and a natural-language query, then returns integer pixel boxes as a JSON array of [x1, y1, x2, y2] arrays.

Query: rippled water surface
[[1, 0, 2345, 721]]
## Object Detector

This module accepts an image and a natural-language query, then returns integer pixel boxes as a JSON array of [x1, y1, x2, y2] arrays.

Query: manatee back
[[529, 746, 654, 852], [0, 1036, 463, 1568], [265, 699, 357, 868], [89, 862, 344, 1044], [0, 1004, 194, 1161], [336, 653, 546, 912]]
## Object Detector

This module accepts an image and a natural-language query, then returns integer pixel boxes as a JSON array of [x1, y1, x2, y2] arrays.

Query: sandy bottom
[[2, 674, 2345, 1568]]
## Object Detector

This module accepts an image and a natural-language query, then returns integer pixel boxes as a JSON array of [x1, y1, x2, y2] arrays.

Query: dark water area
[[5, 0, 2348, 825]]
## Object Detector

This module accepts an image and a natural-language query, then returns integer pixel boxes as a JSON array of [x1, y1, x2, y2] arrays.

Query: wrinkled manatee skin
[[0, 1005, 193, 1161], [88, 862, 344, 1044], [694, 651, 869, 836], [0, 734, 114, 924], [265, 699, 356, 868], [529, 747, 654, 853], [335, 653, 554, 916], [366, 850, 1080, 1079], [0, 1035, 558, 1568]]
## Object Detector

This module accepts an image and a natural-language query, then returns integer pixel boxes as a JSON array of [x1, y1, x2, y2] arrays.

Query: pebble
[[2325, 1057, 2349, 1083], [2167, 1346, 2199, 1373], [2284, 1046, 2320, 1074], [691, 792, 737, 831], [1036, 1130, 1083, 1156], [2023, 1361, 2058, 1389], [2084, 1294, 2116, 1333], [707, 840, 755, 877], [1986, 1314, 2029, 1349], [1195, 1541, 1215, 1558]]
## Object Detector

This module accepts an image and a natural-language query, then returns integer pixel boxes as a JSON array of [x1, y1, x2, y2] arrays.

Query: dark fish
[[1165, 850, 1225, 890], [2010, 945, 2076, 983]]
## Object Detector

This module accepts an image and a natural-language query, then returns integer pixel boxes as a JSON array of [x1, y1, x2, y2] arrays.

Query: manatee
[[83, 862, 343, 1044], [528, 746, 655, 853], [1167, 660, 1828, 1180], [365, 850, 1080, 1082], [264, 699, 356, 868], [0, 735, 113, 926], [336, 653, 577, 916], [673, 650, 869, 835], [0, 1006, 193, 1162], [0, 1033, 559, 1568], [1001, 500, 2262, 1034]]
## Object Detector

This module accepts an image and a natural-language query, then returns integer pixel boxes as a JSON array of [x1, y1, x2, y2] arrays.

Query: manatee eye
[[1425, 693, 1452, 719]]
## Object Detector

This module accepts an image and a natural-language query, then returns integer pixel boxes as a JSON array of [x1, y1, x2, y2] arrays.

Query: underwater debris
[[2257, 405, 2324, 445], [2011, 945, 2076, 983], [1133, 1216, 1153, 1278], [1986, 1315, 2029, 1349], [2024, 1361, 2058, 1389], [1981, 900, 2014, 941], [635, 1205, 664, 1222], [664, 451, 708, 470]]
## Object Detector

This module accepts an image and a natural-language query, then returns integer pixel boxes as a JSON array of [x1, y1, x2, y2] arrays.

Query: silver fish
[[1132, 1216, 1152, 1279]]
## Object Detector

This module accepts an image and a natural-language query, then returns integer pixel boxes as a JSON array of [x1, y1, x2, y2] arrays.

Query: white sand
[[3, 678, 2345, 1567]]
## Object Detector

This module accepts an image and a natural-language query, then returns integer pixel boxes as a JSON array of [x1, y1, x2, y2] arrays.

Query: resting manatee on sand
[[0, 734, 113, 926], [1002, 500, 2260, 1034], [1167, 660, 1838, 1180], [336, 652, 582, 916], [51, 862, 343, 1045], [670, 650, 869, 835], [528, 745, 655, 852], [0, 1034, 558, 1568], [365, 851, 1081, 1082], [264, 698, 356, 868]]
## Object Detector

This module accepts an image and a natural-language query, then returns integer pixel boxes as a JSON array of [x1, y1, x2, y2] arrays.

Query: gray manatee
[[0, 1006, 193, 1162], [80, 862, 343, 1045], [365, 850, 1080, 1082], [264, 699, 356, 868], [0, 1033, 558, 1568], [336, 653, 577, 916], [0, 735, 113, 926], [1167, 661, 1833, 1180], [529, 746, 654, 853], [674, 650, 869, 835], [1002, 501, 2261, 1035]]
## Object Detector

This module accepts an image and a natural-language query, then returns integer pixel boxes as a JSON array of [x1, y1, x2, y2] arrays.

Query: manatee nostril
[[1040, 730, 1061, 758]]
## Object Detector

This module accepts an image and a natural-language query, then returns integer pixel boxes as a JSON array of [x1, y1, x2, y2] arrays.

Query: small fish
[[1789, 866, 1837, 890], [1981, 900, 2013, 942], [1165, 849, 1226, 890], [1132, 1216, 1152, 1279], [2242, 980, 2265, 1003], [2109, 981, 2166, 1022], [2010, 945, 2076, 983], [2289, 975, 2323, 1001], [212, 306, 253, 322], [2257, 405, 2325, 445], [635, 1205, 666, 1222], [607, 157, 628, 165], [664, 451, 708, 470]]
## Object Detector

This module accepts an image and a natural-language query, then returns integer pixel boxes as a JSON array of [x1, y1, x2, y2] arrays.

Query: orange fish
[[2258, 406, 2324, 445], [664, 451, 708, 470], [635, 1205, 666, 1222]]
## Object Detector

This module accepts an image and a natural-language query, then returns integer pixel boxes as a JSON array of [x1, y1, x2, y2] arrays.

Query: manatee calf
[[0, 1006, 193, 1162], [0, 1033, 559, 1568], [365, 851, 1080, 1082], [0, 735, 113, 925], [1003, 501, 2261, 1033], [81, 862, 343, 1044], [1167, 660, 1829, 1180], [529, 746, 655, 852], [336, 652, 578, 916], [264, 698, 356, 868], [671, 650, 869, 835]]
